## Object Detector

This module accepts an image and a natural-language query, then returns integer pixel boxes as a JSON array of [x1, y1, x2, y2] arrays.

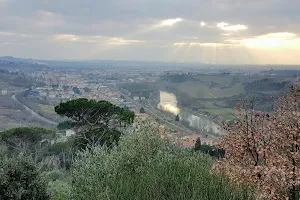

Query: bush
[[0, 155, 49, 200], [72, 122, 252, 200], [48, 180, 71, 200]]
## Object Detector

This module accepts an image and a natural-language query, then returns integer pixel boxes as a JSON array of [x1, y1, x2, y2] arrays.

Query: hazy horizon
[[2, 55, 300, 68]]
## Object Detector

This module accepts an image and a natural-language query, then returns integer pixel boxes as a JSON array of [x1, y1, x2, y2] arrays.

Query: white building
[[1, 90, 7, 95], [133, 96, 140, 101], [66, 129, 75, 137]]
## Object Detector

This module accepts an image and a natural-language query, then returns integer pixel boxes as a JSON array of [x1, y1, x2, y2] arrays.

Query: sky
[[0, 0, 300, 65]]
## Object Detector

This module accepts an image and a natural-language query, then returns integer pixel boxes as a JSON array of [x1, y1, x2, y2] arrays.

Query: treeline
[[0, 71, 41, 88], [0, 68, 19, 75], [244, 78, 288, 93]]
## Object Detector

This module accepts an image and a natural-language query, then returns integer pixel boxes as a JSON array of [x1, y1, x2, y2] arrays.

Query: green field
[[200, 101, 235, 120], [194, 75, 234, 85], [38, 104, 56, 115], [177, 81, 244, 98]]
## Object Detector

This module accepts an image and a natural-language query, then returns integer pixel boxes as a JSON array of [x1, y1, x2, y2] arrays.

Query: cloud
[[217, 22, 229, 28], [106, 37, 145, 45], [174, 42, 237, 47], [0, 31, 28, 37], [35, 10, 65, 27], [54, 34, 144, 45], [158, 18, 183, 27], [0, 0, 300, 64], [54, 34, 79, 42], [200, 21, 206, 27], [217, 22, 248, 31], [237, 32, 300, 49]]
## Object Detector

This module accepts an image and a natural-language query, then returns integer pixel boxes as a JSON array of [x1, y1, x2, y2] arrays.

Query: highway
[[11, 94, 58, 126]]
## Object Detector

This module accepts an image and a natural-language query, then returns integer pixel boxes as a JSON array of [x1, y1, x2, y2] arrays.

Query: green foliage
[[63, 85, 69, 91], [52, 84, 59, 89], [41, 169, 66, 182], [48, 180, 71, 200], [72, 122, 252, 200], [55, 98, 135, 125], [72, 87, 81, 94], [244, 78, 288, 93], [199, 144, 214, 154], [139, 107, 145, 113], [43, 141, 74, 170], [118, 82, 154, 98], [57, 121, 73, 130], [194, 138, 201, 151], [0, 155, 49, 200], [83, 87, 91, 92], [55, 98, 135, 149], [0, 127, 55, 154]]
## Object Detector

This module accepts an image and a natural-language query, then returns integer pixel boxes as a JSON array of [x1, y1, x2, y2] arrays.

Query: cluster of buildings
[[135, 113, 214, 148], [28, 69, 214, 148]]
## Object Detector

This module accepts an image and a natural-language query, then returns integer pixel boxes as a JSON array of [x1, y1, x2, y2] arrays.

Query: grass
[[194, 75, 234, 85], [204, 101, 235, 119], [203, 108, 235, 120], [38, 104, 56, 115], [177, 81, 244, 99]]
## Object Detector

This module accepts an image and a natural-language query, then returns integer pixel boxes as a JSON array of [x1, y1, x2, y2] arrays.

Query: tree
[[0, 155, 49, 200], [140, 107, 146, 114], [57, 120, 73, 130], [73, 87, 81, 95], [63, 85, 69, 91], [175, 115, 180, 121], [194, 138, 201, 151], [55, 98, 135, 149], [72, 122, 250, 200], [212, 86, 300, 200], [0, 127, 56, 159], [83, 87, 91, 93]]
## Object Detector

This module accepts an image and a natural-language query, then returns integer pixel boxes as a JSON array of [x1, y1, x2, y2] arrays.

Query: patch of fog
[[184, 114, 225, 135], [158, 91, 180, 115]]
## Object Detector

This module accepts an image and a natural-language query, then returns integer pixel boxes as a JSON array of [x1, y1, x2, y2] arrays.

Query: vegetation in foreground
[[72, 123, 251, 200], [3, 86, 300, 199], [214, 86, 300, 200], [0, 123, 251, 200]]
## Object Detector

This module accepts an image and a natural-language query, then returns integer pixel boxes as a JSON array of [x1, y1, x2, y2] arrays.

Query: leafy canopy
[[0, 155, 49, 200], [0, 127, 55, 154], [55, 98, 135, 148], [55, 98, 135, 125]]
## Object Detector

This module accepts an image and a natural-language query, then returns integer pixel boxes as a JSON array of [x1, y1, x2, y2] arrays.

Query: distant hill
[[0, 58, 49, 72]]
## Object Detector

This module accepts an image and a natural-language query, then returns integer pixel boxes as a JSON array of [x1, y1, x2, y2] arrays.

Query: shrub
[[72, 122, 252, 200], [0, 155, 49, 200], [48, 180, 71, 200]]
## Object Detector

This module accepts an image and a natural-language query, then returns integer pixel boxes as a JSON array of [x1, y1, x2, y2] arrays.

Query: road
[[11, 94, 58, 126]]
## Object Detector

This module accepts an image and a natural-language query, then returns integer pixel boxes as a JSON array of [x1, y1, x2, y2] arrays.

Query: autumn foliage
[[213, 86, 300, 200]]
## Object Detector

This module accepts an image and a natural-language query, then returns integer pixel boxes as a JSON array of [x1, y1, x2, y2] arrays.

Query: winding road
[[11, 94, 58, 126]]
